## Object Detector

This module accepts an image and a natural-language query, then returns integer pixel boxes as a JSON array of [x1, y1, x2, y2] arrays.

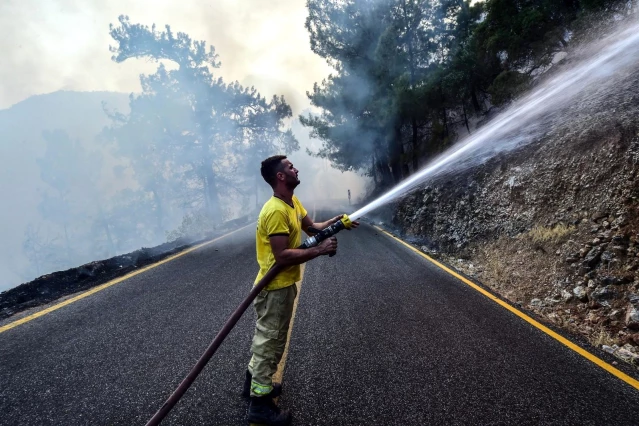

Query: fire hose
[[145, 214, 354, 426]]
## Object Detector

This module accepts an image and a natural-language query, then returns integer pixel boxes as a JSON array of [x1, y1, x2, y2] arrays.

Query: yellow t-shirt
[[255, 195, 308, 290]]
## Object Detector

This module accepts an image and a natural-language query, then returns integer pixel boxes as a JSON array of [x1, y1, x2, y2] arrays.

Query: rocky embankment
[[392, 75, 639, 367]]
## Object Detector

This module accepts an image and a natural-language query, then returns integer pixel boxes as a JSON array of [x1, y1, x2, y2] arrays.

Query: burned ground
[[0, 216, 252, 321]]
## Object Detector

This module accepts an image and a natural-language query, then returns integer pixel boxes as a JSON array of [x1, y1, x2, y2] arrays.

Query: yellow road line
[[0, 224, 255, 335], [374, 225, 639, 391]]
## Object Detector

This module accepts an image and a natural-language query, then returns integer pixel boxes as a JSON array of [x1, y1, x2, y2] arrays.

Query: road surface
[[1, 220, 639, 425]]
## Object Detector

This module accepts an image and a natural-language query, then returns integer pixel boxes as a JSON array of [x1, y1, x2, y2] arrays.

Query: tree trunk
[[203, 165, 222, 221], [403, 1, 418, 174], [462, 104, 471, 135], [439, 81, 449, 138], [411, 117, 419, 171], [375, 148, 393, 188], [63, 224, 72, 264], [33, 248, 41, 277], [389, 125, 404, 184], [152, 188, 164, 238], [471, 85, 481, 113], [97, 205, 116, 256], [203, 174, 211, 215], [371, 153, 379, 185], [402, 163, 410, 178]]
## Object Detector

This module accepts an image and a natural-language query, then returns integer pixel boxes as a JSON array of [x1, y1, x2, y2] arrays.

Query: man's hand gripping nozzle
[[300, 214, 352, 256]]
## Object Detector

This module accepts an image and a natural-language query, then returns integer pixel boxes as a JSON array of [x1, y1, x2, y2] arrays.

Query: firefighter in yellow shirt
[[244, 155, 358, 425]]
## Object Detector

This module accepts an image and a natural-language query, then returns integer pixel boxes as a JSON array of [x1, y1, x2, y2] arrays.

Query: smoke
[[0, 0, 331, 110], [288, 116, 369, 211], [0, 1, 369, 292], [350, 15, 639, 220]]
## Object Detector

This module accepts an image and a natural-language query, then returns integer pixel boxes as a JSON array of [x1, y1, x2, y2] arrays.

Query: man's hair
[[261, 155, 287, 187]]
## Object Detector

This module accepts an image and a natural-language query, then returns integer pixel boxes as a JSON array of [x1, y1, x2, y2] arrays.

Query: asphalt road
[[1, 220, 639, 425]]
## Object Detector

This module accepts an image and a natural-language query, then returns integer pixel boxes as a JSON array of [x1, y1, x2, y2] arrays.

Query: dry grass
[[482, 249, 512, 286], [590, 327, 617, 348], [476, 237, 531, 301], [470, 229, 571, 305], [447, 229, 638, 365], [522, 223, 576, 244]]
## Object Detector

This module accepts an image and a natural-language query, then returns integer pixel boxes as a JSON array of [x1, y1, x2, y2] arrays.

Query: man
[[245, 155, 358, 425]]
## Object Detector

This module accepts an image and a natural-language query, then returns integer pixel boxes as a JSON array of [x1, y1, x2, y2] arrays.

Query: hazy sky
[[0, 0, 333, 113], [0, 0, 371, 290]]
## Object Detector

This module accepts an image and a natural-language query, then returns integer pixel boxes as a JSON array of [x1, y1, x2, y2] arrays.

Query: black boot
[[243, 370, 282, 399], [247, 396, 291, 426]]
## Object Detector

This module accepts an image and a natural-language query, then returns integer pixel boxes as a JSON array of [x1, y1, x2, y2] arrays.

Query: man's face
[[278, 159, 300, 189]]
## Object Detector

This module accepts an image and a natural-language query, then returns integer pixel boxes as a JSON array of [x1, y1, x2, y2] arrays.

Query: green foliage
[[36, 130, 105, 261], [476, 0, 579, 72], [303, 0, 391, 174], [20, 17, 304, 281], [22, 224, 67, 277], [109, 16, 220, 69], [487, 70, 530, 106], [165, 211, 217, 242], [105, 16, 298, 230], [302, 0, 631, 188], [579, 0, 627, 11]]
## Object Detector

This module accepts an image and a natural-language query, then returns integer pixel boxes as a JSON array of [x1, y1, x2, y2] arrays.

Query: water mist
[[350, 18, 639, 221]]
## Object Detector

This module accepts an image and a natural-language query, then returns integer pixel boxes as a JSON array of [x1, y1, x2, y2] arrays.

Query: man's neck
[[273, 188, 294, 206]]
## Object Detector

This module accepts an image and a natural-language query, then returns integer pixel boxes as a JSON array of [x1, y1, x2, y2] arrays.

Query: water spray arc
[[146, 17, 639, 425], [350, 20, 639, 221], [145, 215, 353, 426]]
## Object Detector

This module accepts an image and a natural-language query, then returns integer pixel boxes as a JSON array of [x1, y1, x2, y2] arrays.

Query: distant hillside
[[0, 90, 130, 291], [0, 90, 367, 292], [0, 90, 129, 141]]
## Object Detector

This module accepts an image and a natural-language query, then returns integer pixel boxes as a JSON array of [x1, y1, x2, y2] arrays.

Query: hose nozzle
[[299, 214, 352, 249], [340, 214, 352, 229]]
